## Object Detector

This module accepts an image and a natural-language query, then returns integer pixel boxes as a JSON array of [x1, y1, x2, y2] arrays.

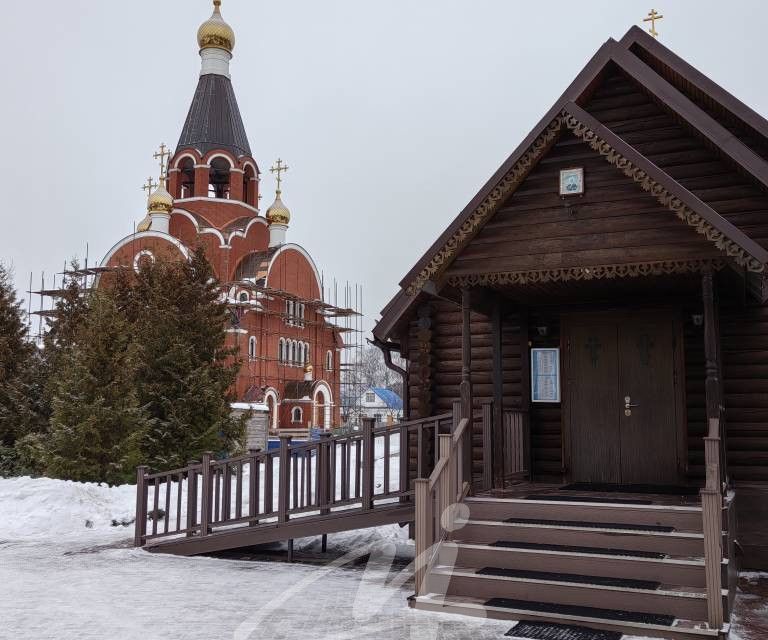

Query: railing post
[[481, 400, 493, 491], [438, 434, 452, 537], [399, 421, 409, 502], [278, 436, 293, 523], [186, 459, 198, 537], [702, 418, 724, 630], [200, 452, 213, 537], [248, 449, 260, 527], [414, 478, 431, 597], [318, 433, 332, 515], [361, 417, 375, 511], [134, 465, 149, 547]]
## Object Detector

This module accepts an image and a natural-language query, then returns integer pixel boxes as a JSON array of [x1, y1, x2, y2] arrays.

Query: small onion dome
[[137, 214, 152, 233], [197, 0, 235, 53], [147, 178, 174, 215], [304, 363, 313, 374], [266, 190, 291, 225]]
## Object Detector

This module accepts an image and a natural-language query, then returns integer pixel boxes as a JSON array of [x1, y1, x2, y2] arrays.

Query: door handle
[[624, 396, 639, 416]]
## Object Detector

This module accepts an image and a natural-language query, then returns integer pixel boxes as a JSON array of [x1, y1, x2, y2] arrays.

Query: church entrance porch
[[562, 310, 684, 485]]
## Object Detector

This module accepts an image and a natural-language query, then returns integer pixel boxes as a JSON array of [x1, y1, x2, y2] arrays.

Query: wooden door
[[567, 319, 622, 483], [564, 311, 681, 484], [618, 316, 679, 484]]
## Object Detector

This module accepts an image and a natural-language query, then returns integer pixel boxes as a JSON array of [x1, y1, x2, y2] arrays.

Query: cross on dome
[[270, 158, 290, 193]]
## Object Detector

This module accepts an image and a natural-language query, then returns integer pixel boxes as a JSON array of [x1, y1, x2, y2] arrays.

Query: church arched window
[[292, 407, 303, 423], [326, 350, 333, 371], [278, 338, 285, 363], [297, 342, 304, 365], [208, 157, 232, 199], [239, 291, 249, 303], [248, 336, 257, 361]]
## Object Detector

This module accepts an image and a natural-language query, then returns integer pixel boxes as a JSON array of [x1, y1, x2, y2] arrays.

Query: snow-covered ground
[[0, 476, 765, 640]]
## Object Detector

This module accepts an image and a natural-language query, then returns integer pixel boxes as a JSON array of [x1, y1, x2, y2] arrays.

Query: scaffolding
[[31, 254, 366, 430]]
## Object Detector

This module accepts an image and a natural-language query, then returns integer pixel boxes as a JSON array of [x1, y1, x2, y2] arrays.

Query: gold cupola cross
[[153, 143, 172, 179], [142, 176, 158, 195], [270, 158, 290, 192], [643, 9, 664, 38]]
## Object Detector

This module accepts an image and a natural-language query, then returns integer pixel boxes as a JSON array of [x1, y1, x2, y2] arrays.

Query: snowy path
[[0, 477, 765, 640]]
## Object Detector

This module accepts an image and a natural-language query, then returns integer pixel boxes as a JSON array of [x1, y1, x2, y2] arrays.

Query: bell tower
[[167, 0, 260, 212]]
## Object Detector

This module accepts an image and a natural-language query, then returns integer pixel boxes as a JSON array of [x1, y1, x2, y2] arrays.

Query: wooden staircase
[[412, 493, 732, 639]]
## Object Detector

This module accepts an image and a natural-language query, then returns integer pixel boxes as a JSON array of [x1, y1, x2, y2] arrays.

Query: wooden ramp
[[134, 413, 454, 556]]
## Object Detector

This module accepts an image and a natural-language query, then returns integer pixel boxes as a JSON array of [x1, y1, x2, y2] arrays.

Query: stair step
[[412, 594, 724, 640], [490, 540, 666, 558], [442, 542, 706, 589], [457, 519, 704, 556], [486, 597, 675, 627], [464, 496, 703, 531], [504, 517, 674, 532], [427, 566, 709, 620], [476, 567, 660, 590], [525, 495, 653, 505]]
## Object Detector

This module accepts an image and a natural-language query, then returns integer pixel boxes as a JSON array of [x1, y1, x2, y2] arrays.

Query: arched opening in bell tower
[[208, 157, 232, 199], [178, 157, 195, 199], [243, 163, 257, 207]]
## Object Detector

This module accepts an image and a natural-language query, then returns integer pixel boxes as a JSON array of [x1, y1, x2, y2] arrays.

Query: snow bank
[[0, 476, 136, 541]]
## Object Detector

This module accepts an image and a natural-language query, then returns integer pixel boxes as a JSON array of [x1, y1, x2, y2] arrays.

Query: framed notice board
[[531, 348, 561, 403]]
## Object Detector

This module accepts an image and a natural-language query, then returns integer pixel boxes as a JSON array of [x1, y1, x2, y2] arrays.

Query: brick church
[[99, 1, 343, 431]]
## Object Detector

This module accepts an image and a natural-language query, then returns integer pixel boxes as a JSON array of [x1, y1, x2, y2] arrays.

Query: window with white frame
[[297, 342, 304, 365], [365, 392, 376, 403], [248, 336, 257, 361], [305, 342, 310, 364], [292, 407, 303, 423], [279, 338, 286, 363], [326, 350, 333, 371], [239, 291, 249, 303]]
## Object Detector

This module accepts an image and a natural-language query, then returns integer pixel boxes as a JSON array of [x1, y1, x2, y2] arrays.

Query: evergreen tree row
[[0, 249, 244, 484]]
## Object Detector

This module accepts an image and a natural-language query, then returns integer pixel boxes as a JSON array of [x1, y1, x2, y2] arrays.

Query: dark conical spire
[[176, 74, 251, 158]]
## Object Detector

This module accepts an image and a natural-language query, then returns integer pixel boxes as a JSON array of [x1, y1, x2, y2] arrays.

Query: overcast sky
[[2, 0, 766, 333]]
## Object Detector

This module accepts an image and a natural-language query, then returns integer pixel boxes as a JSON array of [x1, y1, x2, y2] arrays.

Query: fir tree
[[129, 248, 243, 469], [43, 289, 150, 484], [0, 264, 45, 475]]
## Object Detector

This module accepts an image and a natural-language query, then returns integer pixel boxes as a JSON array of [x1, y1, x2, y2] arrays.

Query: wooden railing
[[414, 405, 472, 596], [701, 416, 725, 631], [134, 413, 450, 548]]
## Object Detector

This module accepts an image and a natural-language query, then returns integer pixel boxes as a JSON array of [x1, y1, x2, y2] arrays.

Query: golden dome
[[148, 177, 174, 215], [197, 1, 235, 53], [266, 190, 291, 226], [304, 363, 313, 374]]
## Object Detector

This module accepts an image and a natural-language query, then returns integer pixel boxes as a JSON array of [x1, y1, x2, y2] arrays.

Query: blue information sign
[[531, 348, 561, 403]]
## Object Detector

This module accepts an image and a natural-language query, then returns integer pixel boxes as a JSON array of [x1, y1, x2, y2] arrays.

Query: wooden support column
[[702, 269, 726, 486], [460, 288, 474, 488], [200, 452, 213, 537], [491, 301, 504, 487]]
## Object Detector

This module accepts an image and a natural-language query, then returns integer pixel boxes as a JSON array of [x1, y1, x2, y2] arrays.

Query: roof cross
[[153, 143, 172, 179], [270, 158, 290, 192], [643, 9, 664, 38], [142, 176, 158, 195]]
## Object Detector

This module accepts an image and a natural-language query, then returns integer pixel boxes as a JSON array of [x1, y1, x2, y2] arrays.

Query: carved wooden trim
[[562, 113, 765, 274], [405, 118, 563, 295], [446, 259, 725, 288]]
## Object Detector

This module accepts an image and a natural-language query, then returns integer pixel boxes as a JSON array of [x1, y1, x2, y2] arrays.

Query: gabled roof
[[375, 26, 768, 341], [370, 388, 403, 411], [177, 74, 252, 158]]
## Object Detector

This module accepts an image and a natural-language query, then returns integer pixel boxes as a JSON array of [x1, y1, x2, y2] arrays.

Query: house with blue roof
[[358, 387, 404, 425]]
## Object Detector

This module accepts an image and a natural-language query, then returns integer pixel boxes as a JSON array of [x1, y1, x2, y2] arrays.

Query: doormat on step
[[561, 483, 699, 496], [525, 495, 652, 505], [485, 598, 675, 626], [505, 621, 622, 640], [504, 517, 674, 532], [477, 566, 660, 590], [491, 541, 666, 559]]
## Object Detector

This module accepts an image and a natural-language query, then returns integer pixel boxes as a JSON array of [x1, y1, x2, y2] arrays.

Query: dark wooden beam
[[491, 301, 504, 487], [460, 287, 473, 421]]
